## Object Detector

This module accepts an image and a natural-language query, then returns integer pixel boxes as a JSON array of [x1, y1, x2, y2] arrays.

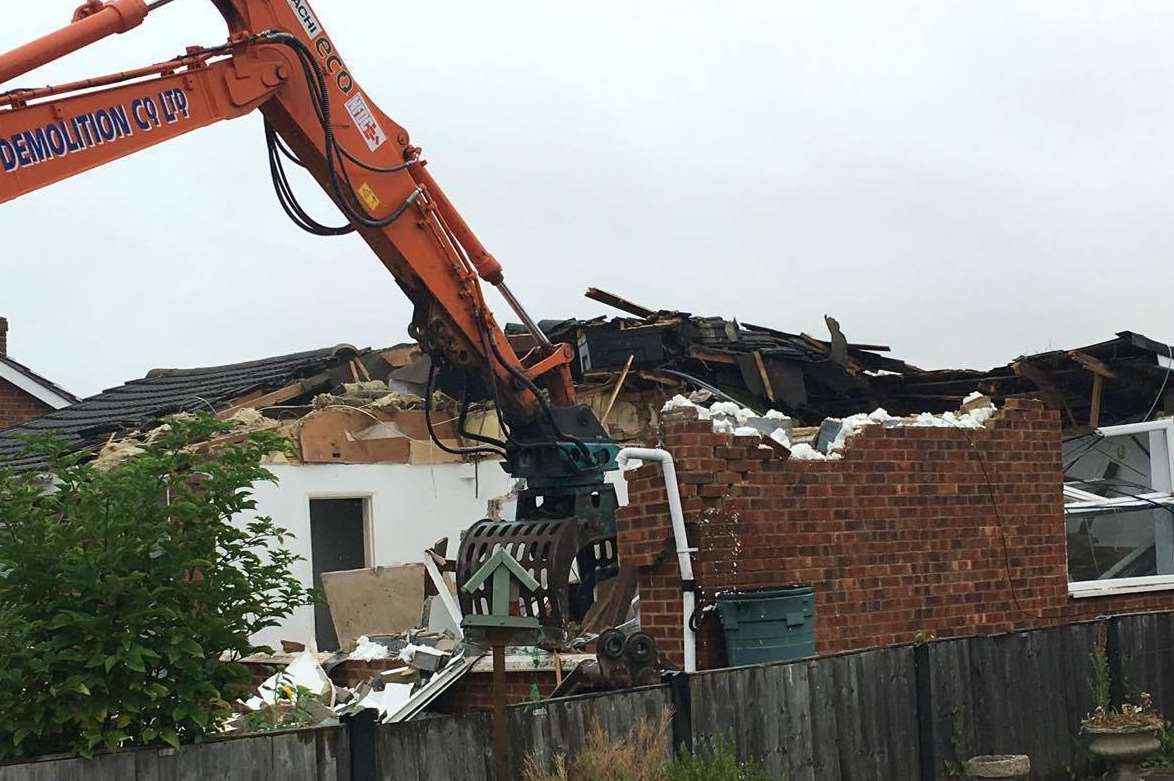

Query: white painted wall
[[239, 461, 632, 650], [242, 461, 516, 650]]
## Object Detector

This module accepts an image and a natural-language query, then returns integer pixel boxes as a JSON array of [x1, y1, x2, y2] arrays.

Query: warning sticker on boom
[[344, 93, 387, 153]]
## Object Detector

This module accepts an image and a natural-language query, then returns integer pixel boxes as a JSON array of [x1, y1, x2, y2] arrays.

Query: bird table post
[[461, 548, 541, 781]]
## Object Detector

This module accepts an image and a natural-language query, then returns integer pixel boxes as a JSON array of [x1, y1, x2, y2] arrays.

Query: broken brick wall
[[429, 670, 557, 713], [617, 399, 1174, 670], [0, 378, 52, 429]]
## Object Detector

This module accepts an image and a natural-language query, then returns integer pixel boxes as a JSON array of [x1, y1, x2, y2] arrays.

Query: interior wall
[[241, 461, 516, 650], [239, 461, 632, 650]]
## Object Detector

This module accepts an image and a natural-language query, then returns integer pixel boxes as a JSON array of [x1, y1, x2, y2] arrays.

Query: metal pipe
[[498, 281, 553, 348], [618, 447, 697, 673], [0, 0, 149, 85]]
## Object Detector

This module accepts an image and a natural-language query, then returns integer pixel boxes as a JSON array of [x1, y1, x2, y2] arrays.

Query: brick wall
[[430, 670, 558, 713], [617, 399, 1174, 670], [0, 377, 52, 429]]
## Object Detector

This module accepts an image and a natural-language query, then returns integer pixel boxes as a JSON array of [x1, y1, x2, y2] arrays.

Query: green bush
[[0, 415, 314, 759]]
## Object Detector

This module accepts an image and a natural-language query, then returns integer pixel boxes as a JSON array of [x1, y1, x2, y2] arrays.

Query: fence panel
[[0, 726, 349, 781], [374, 712, 491, 781], [1116, 611, 1174, 715], [689, 646, 919, 781], [511, 684, 673, 775], [3, 614, 1170, 781], [927, 622, 1100, 781]]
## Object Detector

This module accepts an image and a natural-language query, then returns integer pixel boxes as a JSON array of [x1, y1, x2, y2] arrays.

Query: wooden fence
[[2, 612, 1171, 781], [0, 726, 349, 781]]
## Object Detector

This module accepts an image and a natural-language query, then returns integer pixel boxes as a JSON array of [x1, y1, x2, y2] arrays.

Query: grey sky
[[4, 1, 1174, 398]]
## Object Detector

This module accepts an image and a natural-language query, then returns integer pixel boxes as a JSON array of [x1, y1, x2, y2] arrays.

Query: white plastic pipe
[[618, 447, 697, 673]]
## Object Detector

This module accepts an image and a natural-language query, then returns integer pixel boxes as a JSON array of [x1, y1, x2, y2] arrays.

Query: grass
[[523, 707, 778, 781]]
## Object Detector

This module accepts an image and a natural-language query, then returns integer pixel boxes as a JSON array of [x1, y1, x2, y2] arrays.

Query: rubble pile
[[660, 390, 998, 461]]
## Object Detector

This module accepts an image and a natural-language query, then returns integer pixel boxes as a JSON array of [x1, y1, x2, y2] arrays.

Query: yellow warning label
[[359, 183, 380, 210]]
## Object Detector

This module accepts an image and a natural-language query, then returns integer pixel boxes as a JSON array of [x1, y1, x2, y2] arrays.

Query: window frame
[[1066, 417, 1174, 598]]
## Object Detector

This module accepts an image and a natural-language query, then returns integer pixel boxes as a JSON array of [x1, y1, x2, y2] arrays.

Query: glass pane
[[1064, 433, 1157, 499], [1066, 506, 1174, 582]]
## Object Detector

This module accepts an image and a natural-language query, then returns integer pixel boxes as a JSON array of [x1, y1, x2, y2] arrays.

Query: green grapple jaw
[[457, 402, 622, 645]]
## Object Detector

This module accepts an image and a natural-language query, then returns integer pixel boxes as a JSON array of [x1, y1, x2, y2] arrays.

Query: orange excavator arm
[[1, 0, 624, 642], [0, 0, 581, 434]]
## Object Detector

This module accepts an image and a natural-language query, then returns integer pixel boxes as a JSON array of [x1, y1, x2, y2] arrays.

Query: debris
[[320, 564, 428, 651], [399, 644, 447, 672], [350, 679, 415, 719], [92, 437, 145, 471], [662, 394, 711, 419], [297, 407, 463, 465], [227, 407, 277, 432], [351, 635, 393, 661], [250, 650, 334, 710], [664, 393, 999, 460]]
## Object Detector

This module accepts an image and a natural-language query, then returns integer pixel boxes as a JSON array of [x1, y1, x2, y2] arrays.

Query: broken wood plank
[[636, 370, 683, 387], [754, 351, 776, 401], [1089, 373, 1104, 429], [687, 346, 741, 365], [601, 355, 635, 426], [585, 287, 657, 319], [381, 344, 422, 368], [218, 381, 306, 419], [1011, 361, 1078, 427], [355, 357, 373, 382], [1068, 351, 1118, 379]]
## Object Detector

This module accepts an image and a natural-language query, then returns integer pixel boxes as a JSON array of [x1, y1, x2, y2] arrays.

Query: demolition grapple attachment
[[457, 480, 619, 646]]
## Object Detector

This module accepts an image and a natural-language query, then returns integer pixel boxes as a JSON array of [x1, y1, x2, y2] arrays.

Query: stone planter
[[1084, 725, 1162, 781], [964, 754, 1030, 779]]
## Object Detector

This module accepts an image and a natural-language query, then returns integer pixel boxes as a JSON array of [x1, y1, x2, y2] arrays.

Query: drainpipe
[[617, 447, 697, 673]]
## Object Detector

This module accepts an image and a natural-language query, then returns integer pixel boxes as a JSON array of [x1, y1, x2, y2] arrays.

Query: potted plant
[[1082, 692, 1167, 781]]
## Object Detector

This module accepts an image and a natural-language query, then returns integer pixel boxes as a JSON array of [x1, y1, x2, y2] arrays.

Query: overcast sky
[[4, 2, 1174, 398]]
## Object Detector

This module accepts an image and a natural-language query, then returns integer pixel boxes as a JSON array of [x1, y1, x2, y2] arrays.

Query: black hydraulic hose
[[424, 363, 506, 458], [265, 121, 354, 236], [456, 371, 510, 450], [263, 33, 423, 230], [482, 324, 594, 465]]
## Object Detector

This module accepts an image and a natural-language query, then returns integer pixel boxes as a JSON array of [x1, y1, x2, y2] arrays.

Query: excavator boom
[[0, 0, 621, 643]]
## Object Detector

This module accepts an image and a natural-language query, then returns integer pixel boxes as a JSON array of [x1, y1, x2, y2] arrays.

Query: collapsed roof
[[507, 289, 1174, 433], [0, 345, 396, 470], [4, 283, 1172, 470]]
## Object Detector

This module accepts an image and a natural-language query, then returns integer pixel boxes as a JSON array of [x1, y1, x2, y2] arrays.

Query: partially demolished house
[[8, 289, 1174, 716], [0, 343, 517, 654]]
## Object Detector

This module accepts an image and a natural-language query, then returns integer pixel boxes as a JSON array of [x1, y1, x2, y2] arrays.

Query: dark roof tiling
[[0, 344, 361, 471]]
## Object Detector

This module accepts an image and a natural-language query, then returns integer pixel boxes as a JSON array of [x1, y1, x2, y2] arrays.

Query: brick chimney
[[0, 317, 7, 357]]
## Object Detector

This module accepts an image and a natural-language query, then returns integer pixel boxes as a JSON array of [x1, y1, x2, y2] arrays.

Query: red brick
[[0, 377, 53, 429], [615, 398, 1173, 669]]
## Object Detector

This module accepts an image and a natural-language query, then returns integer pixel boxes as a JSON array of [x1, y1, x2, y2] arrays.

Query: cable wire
[[944, 420, 1045, 620]]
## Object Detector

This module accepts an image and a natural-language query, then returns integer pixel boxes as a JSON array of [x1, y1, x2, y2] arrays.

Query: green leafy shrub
[[237, 684, 331, 733], [0, 415, 314, 759]]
